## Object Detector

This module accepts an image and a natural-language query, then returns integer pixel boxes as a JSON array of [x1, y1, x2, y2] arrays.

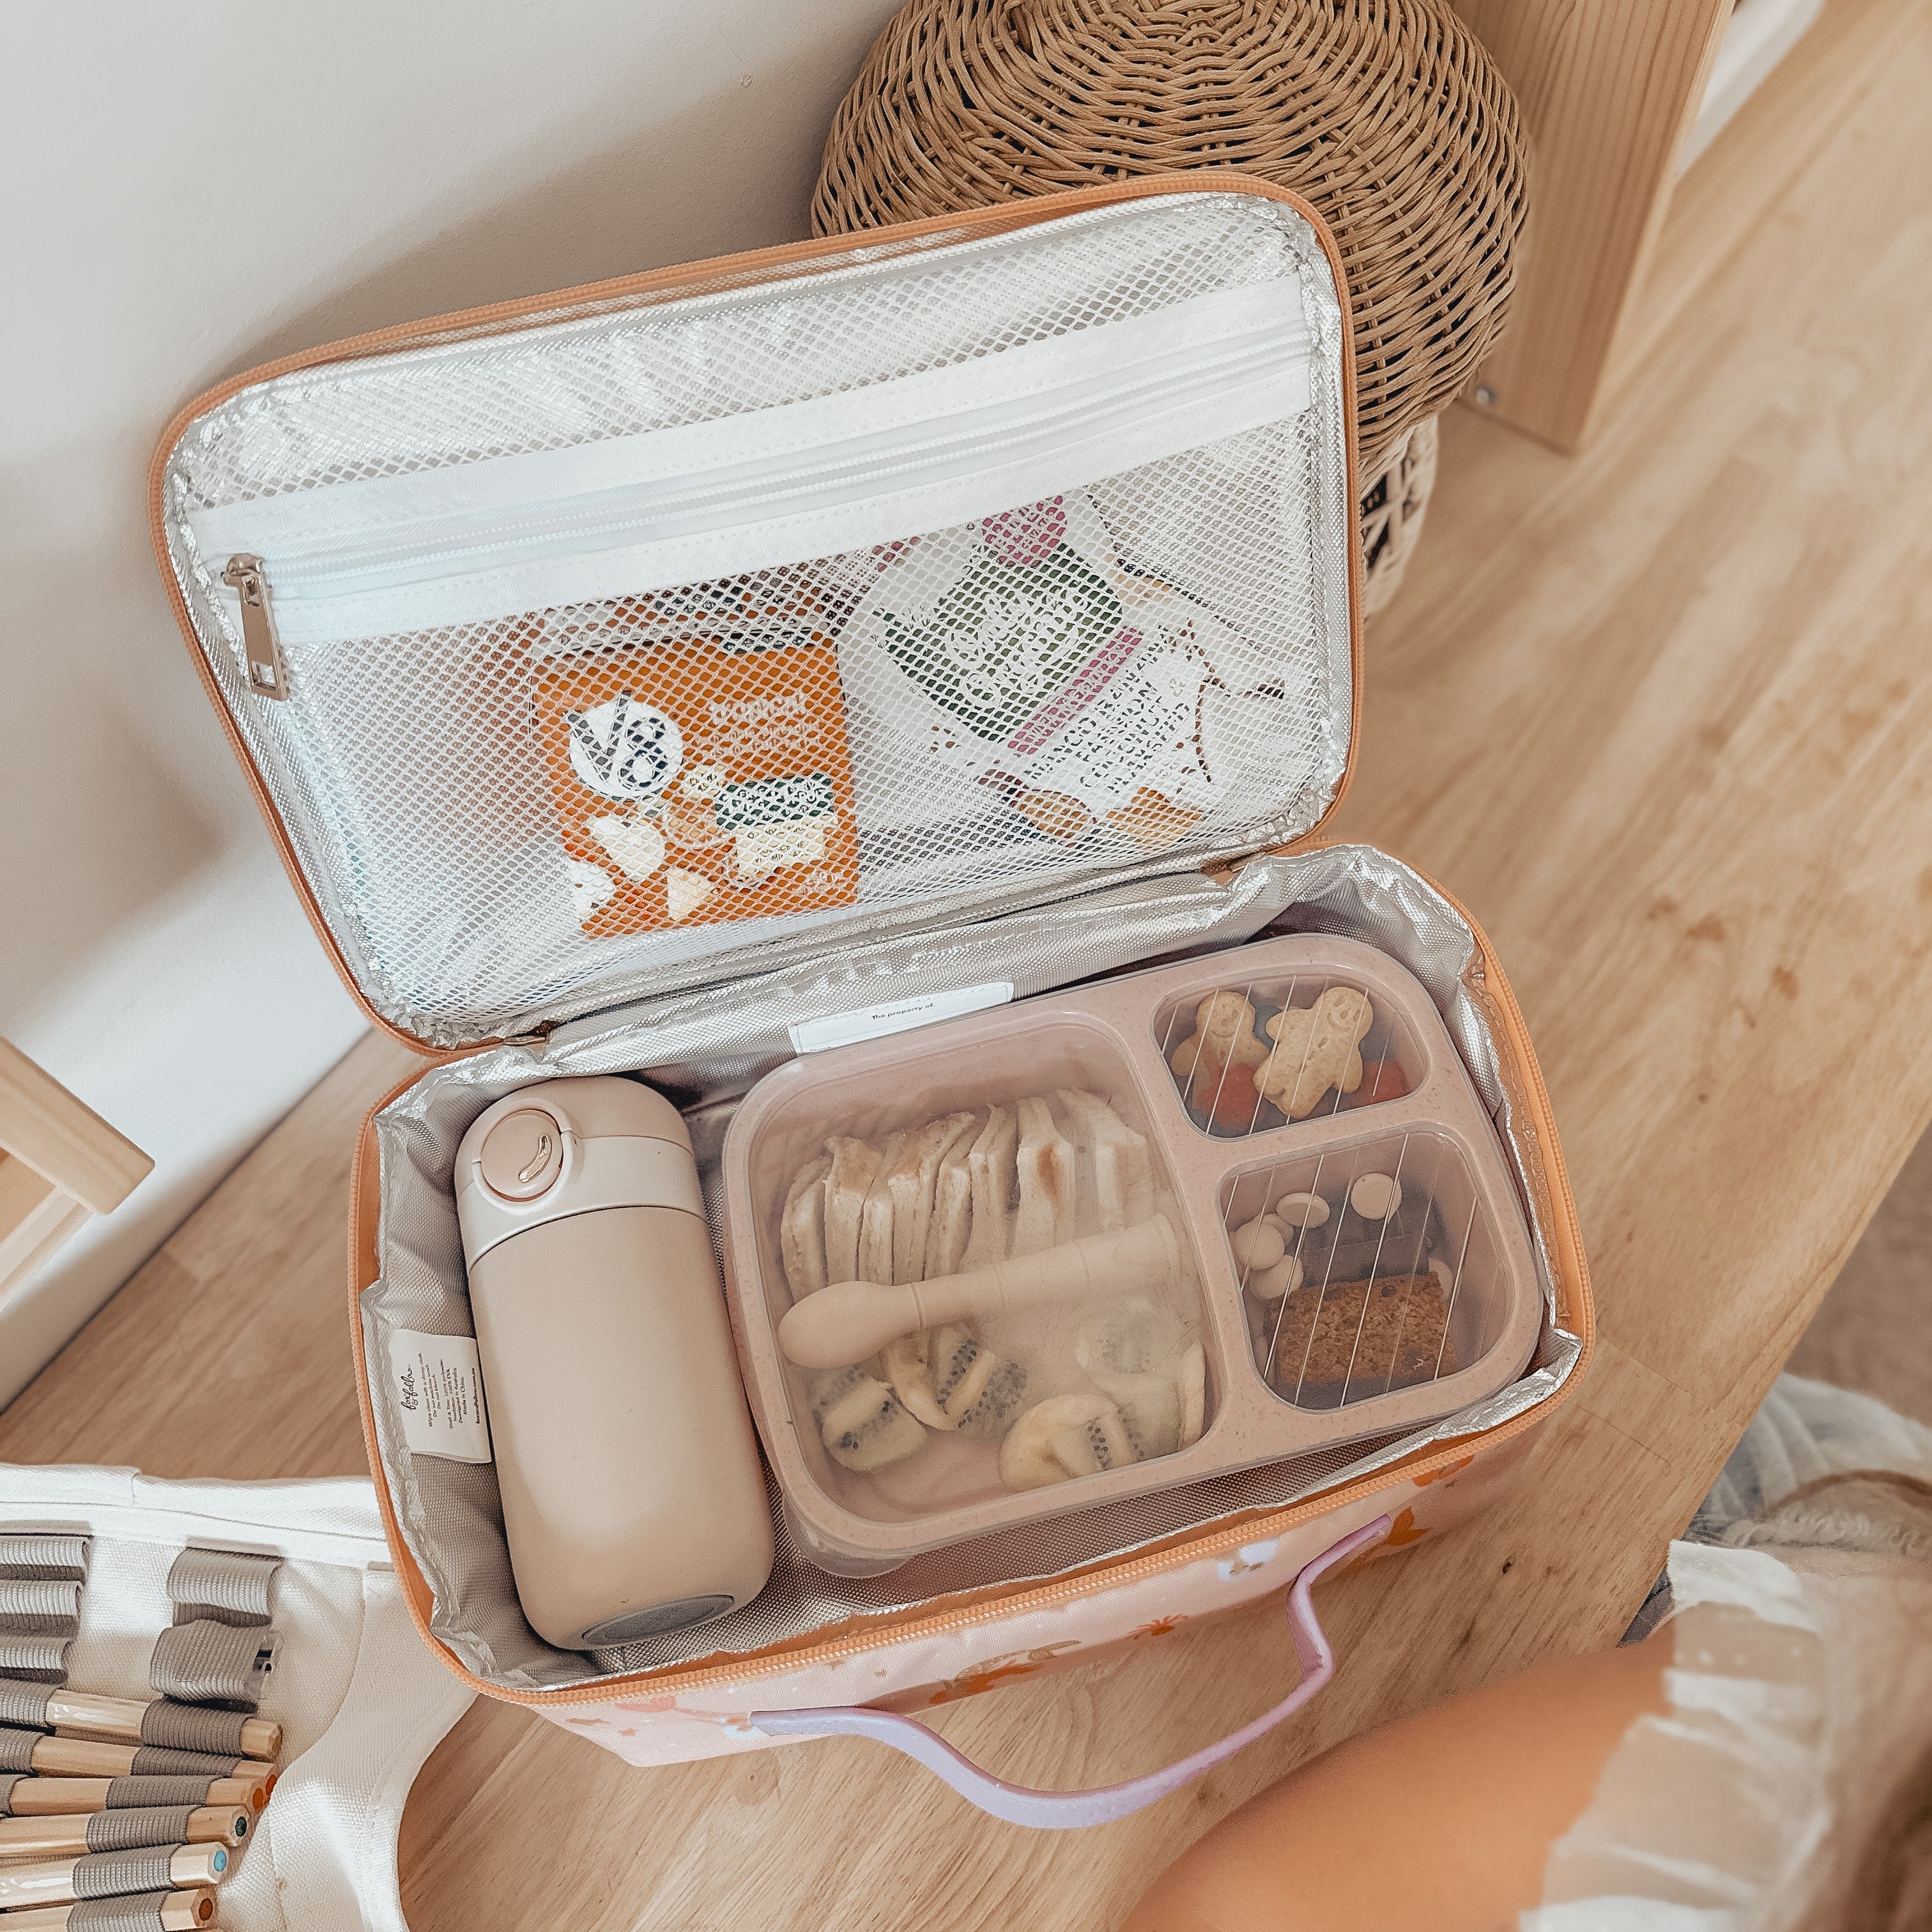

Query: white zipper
[[192, 280, 1315, 666]]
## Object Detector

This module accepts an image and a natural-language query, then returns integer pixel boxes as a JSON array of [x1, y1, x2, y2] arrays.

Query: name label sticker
[[788, 981, 1016, 1055], [387, 1329, 494, 1463]]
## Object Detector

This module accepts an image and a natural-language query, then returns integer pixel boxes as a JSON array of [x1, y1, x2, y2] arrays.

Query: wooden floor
[[6, 6, 1932, 1926]]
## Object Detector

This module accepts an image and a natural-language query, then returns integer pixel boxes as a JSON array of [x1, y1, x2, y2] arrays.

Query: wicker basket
[[813, 0, 1523, 608], [1361, 416, 1438, 615]]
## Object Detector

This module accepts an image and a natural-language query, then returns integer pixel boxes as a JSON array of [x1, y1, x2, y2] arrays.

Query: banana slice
[[1055, 1088, 1155, 1232], [1075, 1298, 1179, 1376], [924, 1111, 981, 1280], [885, 1113, 976, 1284], [1174, 1342, 1207, 1448], [928, 1323, 999, 1423], [999, 1393, 1116, 1491], [822, 1138, 881, 1284], [818, 1369, 928, 1471], [957, 1358, 1032, 1443], [858, 1130, 907, 1285], [962, 1105, 1017, 1266], [1092, 1370, 1181, 1460], [880, 1330, 948, 1429], [1049, 1404, 1137, 1477], [780, 1154, 831, 1300], [1013, 1095, 1075, 1256]]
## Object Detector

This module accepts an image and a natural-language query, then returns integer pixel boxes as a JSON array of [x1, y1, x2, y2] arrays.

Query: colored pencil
[[0, 1807, 248, 1859], [0, 1843, 227, 1909], [0, 1776, 267, 1816]]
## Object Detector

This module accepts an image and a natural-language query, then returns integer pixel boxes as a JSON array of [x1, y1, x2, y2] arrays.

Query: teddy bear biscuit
[[1257, 987, 1376, 1119], [1169, 990, 1270, 1081]]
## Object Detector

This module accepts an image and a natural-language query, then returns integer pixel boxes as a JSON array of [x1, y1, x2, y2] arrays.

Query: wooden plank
[[0, 1038, 153, 1216], [0, 1153, 59, 1248], [2, 7, 1929, 1923], [0, 1027, 421, 1479], [1606, 0, 1917, 415], [0, 1155, 90, 1300], [1452, 0, 1731, 450]]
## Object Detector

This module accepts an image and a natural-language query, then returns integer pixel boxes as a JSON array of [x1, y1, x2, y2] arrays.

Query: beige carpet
[[1787, 1128, 1932, 1429]]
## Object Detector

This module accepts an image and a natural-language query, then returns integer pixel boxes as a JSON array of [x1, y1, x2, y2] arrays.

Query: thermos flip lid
[[455, 1077, 706, 1263]]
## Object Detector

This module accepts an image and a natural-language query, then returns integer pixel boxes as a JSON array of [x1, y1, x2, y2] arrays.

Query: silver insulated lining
[[362, 847, 1582, 1693], [156, 192, 1356, 1050]]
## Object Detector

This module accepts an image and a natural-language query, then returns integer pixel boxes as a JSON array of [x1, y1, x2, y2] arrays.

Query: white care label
[[788, 981, 1015, 1054], [387, 1329, 494, 1464]]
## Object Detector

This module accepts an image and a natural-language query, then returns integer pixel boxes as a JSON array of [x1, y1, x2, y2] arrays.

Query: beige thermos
[[455, 1076, 772, 1649]]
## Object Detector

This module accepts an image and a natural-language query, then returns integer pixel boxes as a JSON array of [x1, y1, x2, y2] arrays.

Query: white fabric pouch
[[0, 1464, 473, 1932]]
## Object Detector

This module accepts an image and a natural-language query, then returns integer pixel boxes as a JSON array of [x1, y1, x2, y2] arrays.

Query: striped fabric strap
[[104, 1776, 213, 1809], [165, 1549, 278, 1629], [84, 1806, 195, 1853], [0, 1579, 82, 1624], [0, 1558, 84, 1688], [66, 1890, 176, 1931], [0, 1678, 55, 1730], [0, 1726, 40, 1772], [148, 1620, 274, 1710], [126, 1745, 242, 1778], [0, 1535, 89, 1583], [0, 1637, 71, 1681], [0, 1772, 20, 1815], [73, 1847, 178, 1898], [137, 1699, 249, 1756]]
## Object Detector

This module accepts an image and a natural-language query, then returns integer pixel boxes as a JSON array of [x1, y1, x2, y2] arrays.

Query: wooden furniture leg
[[1452, 0, 1732, 452], [0, 1039, 153, 1299]]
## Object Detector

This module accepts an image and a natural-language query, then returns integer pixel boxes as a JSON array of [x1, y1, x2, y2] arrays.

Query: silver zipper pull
[[222, 554, 291, 700]]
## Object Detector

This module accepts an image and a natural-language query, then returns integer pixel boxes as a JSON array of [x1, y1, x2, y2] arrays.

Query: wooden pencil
[[0, 1731, 273, 1786], [0, 1807, 249, 1859], [0, 1887, 216, 1929], [0, 1842, 227, 1909], [0, 1683, 280, 1764], [0, 1775, 268, 1816]]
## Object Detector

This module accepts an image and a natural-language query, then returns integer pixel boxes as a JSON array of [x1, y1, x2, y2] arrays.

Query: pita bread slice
[[779, 1151, 831, 1299], [885, 1112, 976, 1283], [1012, 1094, 1075, 1256], [962, 1104, 1017, 1266], [822, 1136, 882, 1284]]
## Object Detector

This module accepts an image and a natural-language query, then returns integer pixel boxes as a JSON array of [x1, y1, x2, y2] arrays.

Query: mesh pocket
[[160, 191, 1354, 1045]]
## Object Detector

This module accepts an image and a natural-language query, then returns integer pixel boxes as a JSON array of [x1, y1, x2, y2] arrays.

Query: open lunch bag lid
[[151, 179, 1359, 1053], [149, 177, 1588, 1701]]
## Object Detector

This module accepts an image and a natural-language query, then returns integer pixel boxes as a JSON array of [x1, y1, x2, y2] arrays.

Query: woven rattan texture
[[1359, 415, 1436, 615], [813, 0, 1525, 480]]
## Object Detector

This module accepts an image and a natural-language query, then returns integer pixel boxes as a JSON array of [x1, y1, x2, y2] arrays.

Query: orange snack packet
[[535, 632, 859, 939]]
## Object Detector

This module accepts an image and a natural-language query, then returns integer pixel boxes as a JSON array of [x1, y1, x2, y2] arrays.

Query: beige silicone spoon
[[778, 1216, 1182, 1368]]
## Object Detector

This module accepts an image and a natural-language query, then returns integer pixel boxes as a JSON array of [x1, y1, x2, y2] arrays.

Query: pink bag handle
[[748, 1514, 1390, 1828]]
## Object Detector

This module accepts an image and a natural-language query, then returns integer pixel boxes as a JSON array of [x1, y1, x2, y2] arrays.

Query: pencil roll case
[[151, 175, 1593, 1804]]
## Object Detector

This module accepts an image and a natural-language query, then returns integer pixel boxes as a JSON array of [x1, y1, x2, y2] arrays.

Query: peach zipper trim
[[345, 868, 1590, 1708], [148, 171, 1363, 1061]]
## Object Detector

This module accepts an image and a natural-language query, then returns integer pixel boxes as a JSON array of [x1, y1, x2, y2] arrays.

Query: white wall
[[0, 0, 902, 1407]]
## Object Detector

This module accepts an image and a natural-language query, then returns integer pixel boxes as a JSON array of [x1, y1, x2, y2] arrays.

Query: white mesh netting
[[158, 192, 1354, 1046]]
